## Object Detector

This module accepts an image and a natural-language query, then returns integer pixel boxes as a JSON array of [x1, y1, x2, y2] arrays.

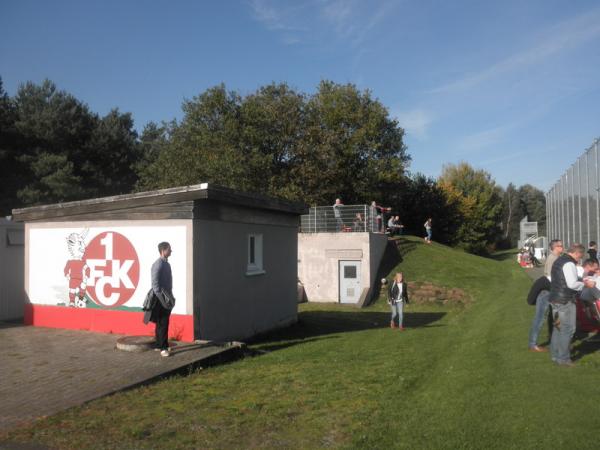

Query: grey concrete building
[[298, 205, 389, 306], [0, 218, 25, 321], [12, 183, 306, 342]]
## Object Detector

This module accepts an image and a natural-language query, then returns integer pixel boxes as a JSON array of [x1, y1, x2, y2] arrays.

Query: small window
[[344, 265, 357, 279], [247, 234, 265, 276]]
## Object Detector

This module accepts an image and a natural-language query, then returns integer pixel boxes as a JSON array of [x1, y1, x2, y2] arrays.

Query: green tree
[[295, 81, 409, 205], [83, 108, 140, 196], [0, 77, 23, 215], [439, 163, 503, 254], [5, 79, 141, 207], [12, 79, 97, 205], [518, 184, 546, 235], [389, 173, 461, 245], [500, 183, 524, 247], [135, 121, 171, 191], [138, 81, 410, 206], [140, 84, 244, 190]]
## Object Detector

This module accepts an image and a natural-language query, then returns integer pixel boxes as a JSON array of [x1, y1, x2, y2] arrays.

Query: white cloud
[[458, 124, 511, 153], [428, 7, 600, 94], [248, 0, 398, 48], [393, 108, 433, 139], [248, 0, 294, 31]]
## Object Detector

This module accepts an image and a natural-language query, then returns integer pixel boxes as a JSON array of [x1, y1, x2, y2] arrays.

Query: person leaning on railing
[[370, 201, 391, 233], [353, 213, 365, 232]]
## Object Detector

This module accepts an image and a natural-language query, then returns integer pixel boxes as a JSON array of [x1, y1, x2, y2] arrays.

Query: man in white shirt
[[549, 243, 596, 366]]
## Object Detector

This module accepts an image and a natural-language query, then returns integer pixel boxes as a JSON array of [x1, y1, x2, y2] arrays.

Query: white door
[[339, 261, 361, 304]]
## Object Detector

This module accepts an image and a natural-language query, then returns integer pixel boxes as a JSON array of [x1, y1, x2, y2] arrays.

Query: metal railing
[[300, 204, 390, 233], [547, 138, 600, 247]]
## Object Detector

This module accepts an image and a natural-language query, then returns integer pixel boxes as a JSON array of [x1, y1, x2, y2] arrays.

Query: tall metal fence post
[[560, 175, 569, 245], [548, 189, 552, 240], [578, 156, 583, 244], [560, 174, 569, 245], [596, 140, 600, 246], [586, 149, 590, 245]]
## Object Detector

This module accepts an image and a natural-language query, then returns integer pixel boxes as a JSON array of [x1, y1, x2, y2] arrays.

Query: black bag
[[527, 276, 551, 305]]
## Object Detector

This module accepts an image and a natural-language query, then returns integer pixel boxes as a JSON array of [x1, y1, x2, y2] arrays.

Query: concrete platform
[[0, 323, 244, 432]]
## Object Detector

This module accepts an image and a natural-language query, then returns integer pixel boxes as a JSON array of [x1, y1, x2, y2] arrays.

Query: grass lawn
[[3, 236, 600, 449]]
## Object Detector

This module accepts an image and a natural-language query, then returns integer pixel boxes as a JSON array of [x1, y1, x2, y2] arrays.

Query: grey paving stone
[[0, 323, 241, 432]]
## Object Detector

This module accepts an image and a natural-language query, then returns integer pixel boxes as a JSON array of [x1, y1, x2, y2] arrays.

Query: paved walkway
[[0, 323, 242, 432], [524, 266, 544, 281]]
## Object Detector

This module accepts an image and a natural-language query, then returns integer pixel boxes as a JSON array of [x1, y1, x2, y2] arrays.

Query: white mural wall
[[28, 225, 188, 315]]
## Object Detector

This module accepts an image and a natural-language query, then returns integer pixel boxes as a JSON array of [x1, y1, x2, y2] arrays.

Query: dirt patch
[[406, 281, 471, 306]]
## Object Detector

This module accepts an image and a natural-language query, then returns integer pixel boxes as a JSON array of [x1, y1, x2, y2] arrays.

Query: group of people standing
[[332, 198, 433, 241], [527, 240, 599, 366]]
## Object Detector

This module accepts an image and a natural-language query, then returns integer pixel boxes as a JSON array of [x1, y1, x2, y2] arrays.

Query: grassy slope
[[3, 237, 600, 449]]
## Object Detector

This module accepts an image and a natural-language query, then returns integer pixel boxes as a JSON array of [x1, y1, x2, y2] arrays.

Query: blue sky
[[1, 0, 599, 191]]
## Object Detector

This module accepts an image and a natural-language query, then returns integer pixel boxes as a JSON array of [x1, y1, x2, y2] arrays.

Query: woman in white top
[[387, 272, 409, 330]]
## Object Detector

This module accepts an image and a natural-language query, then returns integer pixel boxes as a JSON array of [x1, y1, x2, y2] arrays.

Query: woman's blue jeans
[[391, 302, 404, 327], [528, 291, 550, 348]]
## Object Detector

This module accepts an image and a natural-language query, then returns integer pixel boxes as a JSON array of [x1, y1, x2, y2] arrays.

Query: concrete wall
[[193, 203, 298, 341], [297, 232, 388, 304], [20, 220, 196, 341], [369, 233, 389, 298], [0, 220, 25, 321]]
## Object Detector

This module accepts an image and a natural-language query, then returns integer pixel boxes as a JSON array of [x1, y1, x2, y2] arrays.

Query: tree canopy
[[439, 162, 504, 254], [0, 78, 142, 213], [138, 81, 410, 206], [0, 76, 547, 255]]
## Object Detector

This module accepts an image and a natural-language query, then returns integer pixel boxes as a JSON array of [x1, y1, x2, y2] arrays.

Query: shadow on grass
[[571, 334, 600, 361], [248, 310, 446, 352], [488, 249, 518, 262], [367, 237, 421, 306]]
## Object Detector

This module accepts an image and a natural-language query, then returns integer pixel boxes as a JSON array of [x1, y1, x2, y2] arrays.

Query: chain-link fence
[[546, 138, 600, 248]]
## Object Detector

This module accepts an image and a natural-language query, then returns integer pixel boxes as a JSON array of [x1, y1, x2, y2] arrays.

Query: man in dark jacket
[[151, 242, 175, 357], [549, 243, 595, 366]]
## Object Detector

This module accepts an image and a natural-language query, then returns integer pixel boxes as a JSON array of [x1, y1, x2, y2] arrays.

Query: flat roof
[[11, 183, 307, 222]]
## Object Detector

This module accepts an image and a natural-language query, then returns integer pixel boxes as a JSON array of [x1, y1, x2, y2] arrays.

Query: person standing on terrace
[[333, 198, 344, 231], [370, 201, 391, 233], [424, 218, 433, 243]]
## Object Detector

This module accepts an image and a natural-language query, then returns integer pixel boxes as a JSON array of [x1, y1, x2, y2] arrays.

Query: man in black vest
[[549, 243, 595, 366]]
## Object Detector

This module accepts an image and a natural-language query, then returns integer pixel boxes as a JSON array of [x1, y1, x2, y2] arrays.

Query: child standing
[[388, 272, 409, 330]]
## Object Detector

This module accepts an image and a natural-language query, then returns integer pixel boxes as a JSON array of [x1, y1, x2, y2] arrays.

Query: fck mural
[[28, 225, 187, 315], [63, 229, 140, 309]]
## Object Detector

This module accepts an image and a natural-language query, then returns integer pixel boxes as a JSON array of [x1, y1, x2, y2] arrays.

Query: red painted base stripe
[[24, 304, 195, 342]]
